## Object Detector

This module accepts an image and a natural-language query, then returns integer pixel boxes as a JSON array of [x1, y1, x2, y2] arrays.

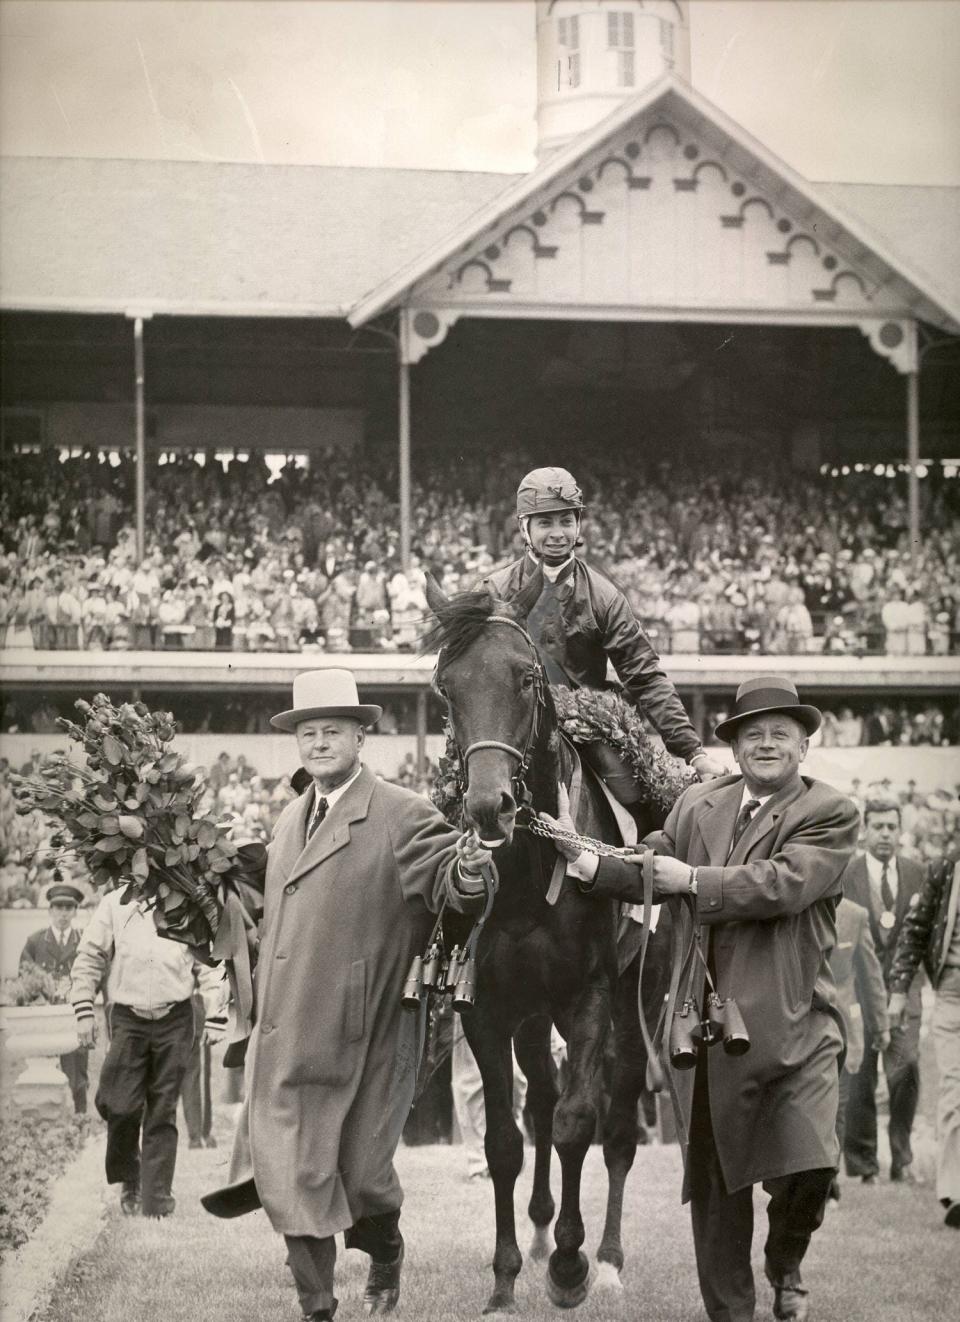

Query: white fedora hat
[[270, 668, 382, 733]]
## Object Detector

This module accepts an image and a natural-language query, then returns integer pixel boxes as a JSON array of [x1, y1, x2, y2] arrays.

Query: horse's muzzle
[[464, 786, 517, 847]]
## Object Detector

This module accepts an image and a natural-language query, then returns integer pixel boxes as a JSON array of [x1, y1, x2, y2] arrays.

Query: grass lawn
[[34, 1121, 954, 1322]]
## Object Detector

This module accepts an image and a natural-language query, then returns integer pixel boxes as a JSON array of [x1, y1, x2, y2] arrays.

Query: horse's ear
[[510, 563, 544, 623], [424, 572, 449, 619]]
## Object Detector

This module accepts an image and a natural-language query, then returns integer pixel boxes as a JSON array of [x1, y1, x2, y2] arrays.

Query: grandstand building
[[1, 0, 958, 788]]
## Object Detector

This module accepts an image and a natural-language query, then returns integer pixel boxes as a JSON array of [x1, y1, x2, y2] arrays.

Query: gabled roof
[[0, 157, 518, 318], [0, 87, 957, 328], [347, 74, 959, 332]]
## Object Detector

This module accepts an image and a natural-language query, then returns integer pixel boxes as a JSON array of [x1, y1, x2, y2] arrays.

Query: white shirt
[[306, 763, 364, 834], [864, 851, 899, 908]]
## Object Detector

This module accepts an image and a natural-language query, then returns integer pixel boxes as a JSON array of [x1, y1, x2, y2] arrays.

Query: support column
[[906, 366, 920, 568], [127, 311, 153, 564], [399, 358, 412, 573], [415, 689, 428, 780]]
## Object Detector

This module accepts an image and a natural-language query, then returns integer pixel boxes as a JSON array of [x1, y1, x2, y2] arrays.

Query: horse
[[423, 576, 673, 1314]]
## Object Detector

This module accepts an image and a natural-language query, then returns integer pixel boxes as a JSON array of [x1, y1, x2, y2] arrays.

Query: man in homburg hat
[[543, 676, 859, 1322], [19, 879, 89, 1113], [481, 467, 725, 814], [203, 668, 493, 1322], [839, 795, 925, 1186]]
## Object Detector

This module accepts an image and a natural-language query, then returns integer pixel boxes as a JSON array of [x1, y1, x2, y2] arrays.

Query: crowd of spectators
[[2, 446, 958, 657]]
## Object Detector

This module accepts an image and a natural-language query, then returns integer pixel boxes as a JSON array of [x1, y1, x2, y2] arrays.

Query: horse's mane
[[419, 589, 508, 665]]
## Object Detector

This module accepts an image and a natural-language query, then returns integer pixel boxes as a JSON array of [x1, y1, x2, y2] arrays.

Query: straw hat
[[270, 668, 382, 733]]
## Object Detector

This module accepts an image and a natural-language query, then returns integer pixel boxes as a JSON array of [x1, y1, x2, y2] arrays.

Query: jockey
[[481, 467, 725, 806]]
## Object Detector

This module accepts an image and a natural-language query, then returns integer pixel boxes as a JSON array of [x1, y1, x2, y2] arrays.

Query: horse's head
[[423, 570, 545, 846]]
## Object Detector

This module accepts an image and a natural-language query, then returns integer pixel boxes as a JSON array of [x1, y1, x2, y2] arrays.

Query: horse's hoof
[[546, 1256, 593, 1310], [483, 1294, 519, 1315], [529, 1226, 551, 1261], [594, 1261, 624, 1293]]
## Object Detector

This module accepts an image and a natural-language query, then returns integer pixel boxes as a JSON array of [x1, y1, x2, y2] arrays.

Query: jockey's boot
[[579, 740, 644, 808]]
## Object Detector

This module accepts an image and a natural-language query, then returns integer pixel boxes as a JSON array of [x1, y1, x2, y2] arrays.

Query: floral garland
[[432, 684, 695, 825]]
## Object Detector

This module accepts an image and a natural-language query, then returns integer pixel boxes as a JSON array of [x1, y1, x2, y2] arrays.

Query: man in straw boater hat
[[481, 466, 726, 816], [542, 676, 860, 1322], [203, 668, 493, 1322]]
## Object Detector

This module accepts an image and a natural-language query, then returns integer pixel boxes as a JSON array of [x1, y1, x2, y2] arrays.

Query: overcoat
[[829, 898, 888, 1076], [593, 772, 860, 1196], [202, 765, 479, 1237]]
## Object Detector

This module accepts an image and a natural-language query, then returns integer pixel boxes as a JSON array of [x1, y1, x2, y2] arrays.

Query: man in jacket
[[481, 467, 724, 810], [19, 880, 89, 1113], [545, 676, 859, 1322], [840, 797, 925, 1184], [888, 858, 960, 1227], [203, 668, 493, 1322], [71, 890, 228, 1218], [826, 897, 889, 1203]]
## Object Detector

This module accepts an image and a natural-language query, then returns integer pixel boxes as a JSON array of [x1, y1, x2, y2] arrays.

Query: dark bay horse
[[423, 577, 672, 1313]]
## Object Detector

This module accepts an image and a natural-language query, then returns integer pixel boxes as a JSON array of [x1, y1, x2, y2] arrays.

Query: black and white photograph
[[0, 2, 958, 1319]]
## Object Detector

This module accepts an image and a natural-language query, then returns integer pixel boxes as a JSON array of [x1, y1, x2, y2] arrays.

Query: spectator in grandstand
[[881, 591, 911, 656], [213, 591, 235, 649]]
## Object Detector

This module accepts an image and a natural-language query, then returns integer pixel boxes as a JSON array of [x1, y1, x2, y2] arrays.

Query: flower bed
[[0, 1104, 91, 1260]]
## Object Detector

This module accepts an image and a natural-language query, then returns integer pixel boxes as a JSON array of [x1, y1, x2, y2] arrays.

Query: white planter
[[0, 1004, 78, 1118]]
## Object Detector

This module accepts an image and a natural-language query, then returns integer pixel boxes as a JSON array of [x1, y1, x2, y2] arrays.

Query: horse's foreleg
[[597, 922, 673, 1286], [465, 1014, 525, 1315], [597, 952, 643, 1284], [512, 1013, 558, 1262], [548, 983, 609, 1309]]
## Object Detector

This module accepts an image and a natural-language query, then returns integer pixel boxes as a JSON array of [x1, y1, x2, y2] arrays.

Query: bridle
[[437, 614, 546, 810]]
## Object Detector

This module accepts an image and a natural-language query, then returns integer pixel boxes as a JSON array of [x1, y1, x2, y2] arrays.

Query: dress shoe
[[119, 1181, 141, 1216], [363, 1242, 404, 1315], [188, 1137, 203, 1149], [827, 1177, 840, 1203], [772, 1284, 810, 1320], [204, 1134, 218, 1149], [944, 1202, 960, 1229], [890, 1165, 924, 1185], [860, 1174, 878, 1186]]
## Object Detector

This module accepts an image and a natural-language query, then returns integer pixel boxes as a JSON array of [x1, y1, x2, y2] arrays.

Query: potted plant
[[0, 968, 78, 1118]]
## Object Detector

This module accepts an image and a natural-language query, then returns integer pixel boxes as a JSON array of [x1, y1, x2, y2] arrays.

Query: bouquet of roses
[[9, 694, 263, 953]]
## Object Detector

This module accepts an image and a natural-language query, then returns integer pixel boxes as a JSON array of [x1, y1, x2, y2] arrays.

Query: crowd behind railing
[[2, 747, 957, 910], [1, 447, 958, 657]]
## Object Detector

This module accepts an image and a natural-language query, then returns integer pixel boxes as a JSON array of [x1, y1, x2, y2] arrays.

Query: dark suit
[[590, 772, 859, 1322], [841, 851, 924, 1178], [19, 926, 89, 1113]]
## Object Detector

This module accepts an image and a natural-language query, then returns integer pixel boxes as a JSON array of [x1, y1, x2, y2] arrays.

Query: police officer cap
[[46, 883, 83, 906], [516, 467, 585, 519]]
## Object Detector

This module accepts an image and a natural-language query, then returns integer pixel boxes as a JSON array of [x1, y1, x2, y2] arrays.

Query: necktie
[[731, 799, 761, 853], [307, 796, 328, 840], [880, 861, 895, 914]]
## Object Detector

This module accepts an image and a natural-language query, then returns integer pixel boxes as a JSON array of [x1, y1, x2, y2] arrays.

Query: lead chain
[[516, 809, 640, 859]]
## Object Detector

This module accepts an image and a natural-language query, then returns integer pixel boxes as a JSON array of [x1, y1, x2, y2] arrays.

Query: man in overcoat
[[547, 676, 859, 1322], [203, 668, 493, 1322], [19, 880, 89, 1113], [840, 796, 925, 1184], [888, 857, 960, 1227], [826, 897, 888, 1202]]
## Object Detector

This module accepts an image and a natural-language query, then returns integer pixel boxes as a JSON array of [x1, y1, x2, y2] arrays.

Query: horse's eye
[[520, 672, 534, 690]]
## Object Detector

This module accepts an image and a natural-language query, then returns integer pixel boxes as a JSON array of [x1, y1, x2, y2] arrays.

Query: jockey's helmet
[[516, 468, 584, 520]]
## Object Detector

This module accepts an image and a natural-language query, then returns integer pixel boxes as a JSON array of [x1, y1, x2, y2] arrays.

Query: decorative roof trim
[[348, 73, 959, 333]]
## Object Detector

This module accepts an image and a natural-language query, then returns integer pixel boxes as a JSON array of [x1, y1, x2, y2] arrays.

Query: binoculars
[[669, 993, 749, 1070], [401, 943, 476, 1012]]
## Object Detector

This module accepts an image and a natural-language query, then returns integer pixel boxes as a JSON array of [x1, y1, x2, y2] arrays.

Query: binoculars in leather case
[[669, 992, 750, 1069], [401, 943, 477, 1013]]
